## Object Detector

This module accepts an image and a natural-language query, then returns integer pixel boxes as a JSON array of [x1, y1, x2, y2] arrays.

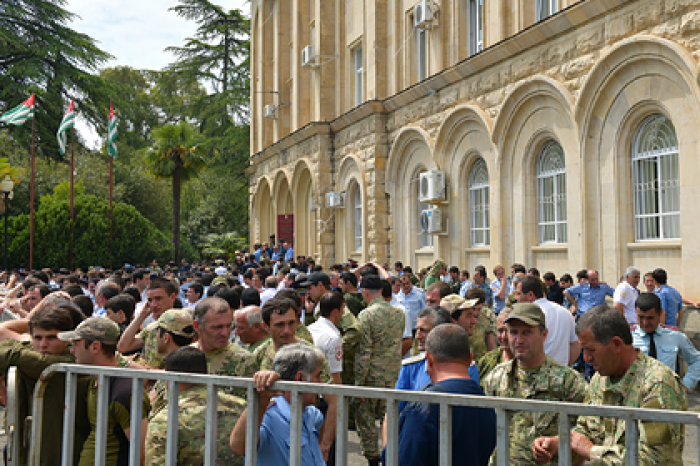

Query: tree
[[146, 122, 206, 264], [0, 0, 113, 160], [166, 0, 250, 161]]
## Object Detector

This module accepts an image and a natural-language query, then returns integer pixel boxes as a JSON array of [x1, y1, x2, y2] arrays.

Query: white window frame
[[536, 0, 557, 21], [469, 158, 490, 246], [632, 114, 680, 241], [416, 27, 428, 82], [537, 140, 567, 244], [353, 46, 363, 107], [354, 187, 363, 251], [468, 0, 483, 56]]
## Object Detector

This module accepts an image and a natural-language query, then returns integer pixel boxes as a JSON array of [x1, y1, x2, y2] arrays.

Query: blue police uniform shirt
[[459, 280, 473, 297], [565, 282, 615, 317], [258, 396, 325, 466], [395, 354, 480, 412], [655, 284, 683, 325], [632, 325, 700, 390], [284, 248, 294, 262]]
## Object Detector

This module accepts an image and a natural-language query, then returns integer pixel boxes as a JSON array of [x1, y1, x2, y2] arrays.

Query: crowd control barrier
[[21, 363, 700, 466]]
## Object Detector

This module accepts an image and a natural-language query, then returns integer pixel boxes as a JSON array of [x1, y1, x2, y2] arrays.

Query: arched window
[[632, 114, 680, 240], [469, 158, 490, 246], [354, 187, 363, 251], [537, 140, 567, 244]]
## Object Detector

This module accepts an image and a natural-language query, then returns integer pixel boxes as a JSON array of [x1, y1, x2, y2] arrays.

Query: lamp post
[[1, 176, 14, 271]]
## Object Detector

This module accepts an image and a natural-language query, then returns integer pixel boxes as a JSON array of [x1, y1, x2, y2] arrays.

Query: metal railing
[[27, 363, 700, 466]]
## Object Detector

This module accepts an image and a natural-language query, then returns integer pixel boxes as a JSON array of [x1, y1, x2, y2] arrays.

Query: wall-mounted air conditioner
[[419, 170, 447, 203], [301, 45, 315, 67], [420, 206, 443, 233], [325, 192, 345, 208], [414, 0, 435, 29], [263, 104, 277, 119]]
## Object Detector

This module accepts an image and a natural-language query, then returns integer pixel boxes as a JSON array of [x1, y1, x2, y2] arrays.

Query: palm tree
[[146, 122, 206, 263]]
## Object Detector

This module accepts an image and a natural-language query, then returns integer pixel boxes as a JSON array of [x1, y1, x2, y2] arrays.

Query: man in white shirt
[[613, 266, 641, 324], [307, 292, 344, 382], [515, 275, 579, 366], [260, 276, 278, 305]]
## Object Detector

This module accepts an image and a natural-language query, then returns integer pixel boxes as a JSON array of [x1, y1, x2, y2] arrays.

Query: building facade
[[248, 0, 700, 296]]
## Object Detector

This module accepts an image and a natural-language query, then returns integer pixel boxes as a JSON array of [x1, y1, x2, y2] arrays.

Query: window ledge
[[627, 240, 681, 251], [415, 248, 435, 254], [466, 246, 491, 253], [532, 243, 568, 253]]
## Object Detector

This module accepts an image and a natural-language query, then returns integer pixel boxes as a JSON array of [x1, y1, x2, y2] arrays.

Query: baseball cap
[[211, 275, 228, 286], [58, 316, 121, 345], [299, 272, 330, 287], [156, 309, 195, 338], [505, 303, 546, 327], [214, 266, 227, 275], [440, 295, 479, 315]]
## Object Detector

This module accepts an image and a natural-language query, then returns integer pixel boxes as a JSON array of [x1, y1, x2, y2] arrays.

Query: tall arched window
[[354, 188, 363, 251], [632, 114, 680, 240], [469, 158, 490, 246], [537, 140, 567, 244]]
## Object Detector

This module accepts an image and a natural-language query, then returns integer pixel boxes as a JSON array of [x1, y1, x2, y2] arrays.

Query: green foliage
[[0, 0, 113, 161], [197, 231, 247, 260], [2, 188, 175, 269], [147, 122, 206, 181]]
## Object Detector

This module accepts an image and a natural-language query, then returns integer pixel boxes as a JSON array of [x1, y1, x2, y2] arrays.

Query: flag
[[108, 101, 118, 159], [0, 94, 35, 126], [57, 100, 75, 156]]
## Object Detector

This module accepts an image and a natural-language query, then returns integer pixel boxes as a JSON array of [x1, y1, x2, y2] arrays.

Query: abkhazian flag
[[57, 100, 75, 156], [108, 101, 118, 159], [0, 94, 35, 126]]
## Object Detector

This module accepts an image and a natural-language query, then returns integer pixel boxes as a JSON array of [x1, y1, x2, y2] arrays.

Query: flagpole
[[29, 115, 35, 270], [70, 127, 74, 271], [109, 100, 114, 270]]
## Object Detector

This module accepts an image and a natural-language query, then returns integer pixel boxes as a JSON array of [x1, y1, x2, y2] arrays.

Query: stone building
[[248, 0, 700, 296]]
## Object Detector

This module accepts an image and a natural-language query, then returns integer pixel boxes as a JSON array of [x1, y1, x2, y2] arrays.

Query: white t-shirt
[[613, 281, 639, 324], [534, 298, 578, 366], [259, 288, 277, 306], [308, 317, 343, 373]]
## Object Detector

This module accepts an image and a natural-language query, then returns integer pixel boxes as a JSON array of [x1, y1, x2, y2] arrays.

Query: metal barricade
[[5, 367, 20, 466], [30, 363, 700, 466]]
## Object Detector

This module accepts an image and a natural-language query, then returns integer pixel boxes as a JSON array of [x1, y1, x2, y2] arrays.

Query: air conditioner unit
[[414, 0, 434, 29], [325, 192, 345, 208], [301, 45, 314, 67], [419, 206, 442, 234], [419, 170, 447, 203], [263, 104, 276, 119]]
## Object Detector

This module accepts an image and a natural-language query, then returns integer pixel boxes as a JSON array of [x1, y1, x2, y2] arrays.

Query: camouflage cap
[[440, 295, 479, 315], [57, 316, 121, 345], [211, 275, 228, 286], [156, 308, 195, 337], [505, 303, 546, 327]]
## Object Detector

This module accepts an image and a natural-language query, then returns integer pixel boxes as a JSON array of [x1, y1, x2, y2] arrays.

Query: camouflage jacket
[[202, 341, 253, 398], [574, 351, 687, 466], [295, 322, 314, 344], [237, 338, 333, 384], [138, 322, 164, 369], [344, 292, 366, 317], [354, 297, 405, 387], [483, 356, 587, 465], [477, 348, 507, 387], [145, 385, 245, 466]]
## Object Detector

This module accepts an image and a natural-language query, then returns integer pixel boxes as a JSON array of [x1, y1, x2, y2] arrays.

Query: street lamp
[[1, 176, 14, 271]]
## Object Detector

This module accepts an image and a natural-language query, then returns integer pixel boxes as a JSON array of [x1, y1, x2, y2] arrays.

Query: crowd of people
[[0, 244, 696, 465]]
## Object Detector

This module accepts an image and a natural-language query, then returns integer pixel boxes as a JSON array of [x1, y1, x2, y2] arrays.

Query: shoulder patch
[[402, 352, 426, 366]]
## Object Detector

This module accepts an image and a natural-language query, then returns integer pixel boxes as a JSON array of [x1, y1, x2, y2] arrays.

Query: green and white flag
[[108, 101, 118, 159], [0, 94, 35, 126], [57, 100, 75, 156]]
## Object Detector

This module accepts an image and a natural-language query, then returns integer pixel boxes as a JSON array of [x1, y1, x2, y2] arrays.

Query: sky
[[66, 0, 249, 147]]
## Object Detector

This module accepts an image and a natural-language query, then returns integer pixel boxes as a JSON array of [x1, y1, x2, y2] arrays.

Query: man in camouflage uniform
[[482, 303, 587, 465], [477, 307, 513, 384], [340, 271, 366, 316], [533, 305, 687, 465], [145, 347, 245, 465], [117, 278, 178, 368], [464, 287, 497, 361], [192, 297, 252, 397], [354, 275, 405, 466], [148, 308, 196, 418], [236, 297, 338, 461]]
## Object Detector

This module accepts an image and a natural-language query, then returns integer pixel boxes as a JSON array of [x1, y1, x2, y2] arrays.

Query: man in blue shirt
[[652, 268, 684, 326], [395, 275, 427, 332], [284, 242, 294, 263], [230, 343, 326, 466], [563, 269, 615, 319], [632, 292, 700, 390], [489, 265, 511, 314], [473, 265, 493, 306], [383, 324, 496, 466]]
